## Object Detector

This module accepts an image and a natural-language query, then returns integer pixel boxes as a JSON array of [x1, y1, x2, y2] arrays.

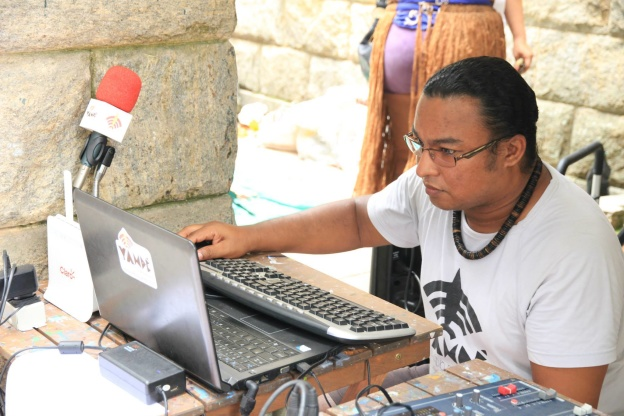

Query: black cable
[[240, 379, 259, 416], [0, 266, 16, 329], [155, 385, 169, 416], [98, 322, 112, 348], [354, 384, 393, 416], [403, 248, 422, 314], [99, 321, 129, 344], [258, 380, 310, 416], [403, 248, 414, 312], [0, 306, 22, 326], [297, 344, 345, 381], [308, 370, 331, 409], [377, 402, 415, 416], [294, 346, 362, 411]]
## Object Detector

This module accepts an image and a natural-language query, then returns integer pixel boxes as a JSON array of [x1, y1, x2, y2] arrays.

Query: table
[[324, 359, 610, 416], [0, 253, 442, 415]]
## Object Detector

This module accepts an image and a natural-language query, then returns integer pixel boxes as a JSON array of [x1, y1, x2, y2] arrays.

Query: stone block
[[232, 39, 262, 93], [274, 0, 353, 59], [612, 0, 624, 36], [234, 0, 281, 43], [351, 2, 377, 63], [259, 46, 310, 102], [0, 52, 91, 228], [90, 42, 238, 210], [536, 100, 575, 167], [308, 56, 369, 99], [524, 0, 610, 30], [523, 28, 624, 114], [569, 108, 624, 187], [0, 224, 48, 282], [0, 0, 236, 53], [0, 43, 237, 229], [128, 194, 235, 235]]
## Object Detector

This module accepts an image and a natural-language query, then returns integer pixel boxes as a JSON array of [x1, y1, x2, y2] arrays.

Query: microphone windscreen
[[95, 66, 142, 113]]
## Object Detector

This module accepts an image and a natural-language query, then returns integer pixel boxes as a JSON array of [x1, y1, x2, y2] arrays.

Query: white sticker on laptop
[[116, 228, 157, 289]]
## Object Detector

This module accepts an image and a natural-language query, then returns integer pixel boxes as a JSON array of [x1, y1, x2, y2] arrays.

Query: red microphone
[[74, 66, 142, 190], [95, 66, 142, 113]]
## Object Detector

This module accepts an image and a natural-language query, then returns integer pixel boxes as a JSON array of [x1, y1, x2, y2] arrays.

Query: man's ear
[[503, 134, 526, 167]]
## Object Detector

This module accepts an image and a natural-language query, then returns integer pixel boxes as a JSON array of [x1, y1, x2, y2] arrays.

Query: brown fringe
[[353, 4, 506, 196]]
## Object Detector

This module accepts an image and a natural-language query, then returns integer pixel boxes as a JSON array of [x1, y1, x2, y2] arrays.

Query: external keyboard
[[200, 258, 416, 344]]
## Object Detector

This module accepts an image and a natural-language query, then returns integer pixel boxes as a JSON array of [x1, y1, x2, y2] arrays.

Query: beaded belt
[[394, 0, 494, 30]]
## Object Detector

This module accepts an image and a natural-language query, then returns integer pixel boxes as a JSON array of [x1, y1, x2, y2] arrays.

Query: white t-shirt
[[368, 163, 624, 415]]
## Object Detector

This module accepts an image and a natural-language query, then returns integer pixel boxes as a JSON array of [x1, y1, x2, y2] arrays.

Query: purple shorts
[[383, 24, 417, 94]]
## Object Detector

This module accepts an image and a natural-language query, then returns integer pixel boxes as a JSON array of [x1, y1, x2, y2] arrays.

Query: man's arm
[[179, 195, 390, 259], [530, 362, 608, 408]]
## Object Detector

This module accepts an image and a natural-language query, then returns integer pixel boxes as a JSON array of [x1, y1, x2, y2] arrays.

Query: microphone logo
[[85, 103, 98, 118], [106, 115, 123, 129], [80, 98, 133, 143]]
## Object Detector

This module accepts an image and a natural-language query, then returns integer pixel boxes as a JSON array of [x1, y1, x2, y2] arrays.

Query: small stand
[[2, 295, 46, 331]]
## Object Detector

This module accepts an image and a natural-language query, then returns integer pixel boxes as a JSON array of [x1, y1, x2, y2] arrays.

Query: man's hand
[[530, 362, 608, 408], [179, 221, 250, 260]]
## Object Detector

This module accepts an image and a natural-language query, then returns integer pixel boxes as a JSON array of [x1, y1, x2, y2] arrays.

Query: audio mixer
[[364, 378, 597, 416]]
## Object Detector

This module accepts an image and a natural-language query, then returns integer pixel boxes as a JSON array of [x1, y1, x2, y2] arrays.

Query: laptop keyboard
[[207, 305, 299, 372], [201, 258, 416, 344]]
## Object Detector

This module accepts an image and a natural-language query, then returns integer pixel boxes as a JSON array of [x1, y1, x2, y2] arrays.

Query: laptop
[[74, 189, 340, 392]]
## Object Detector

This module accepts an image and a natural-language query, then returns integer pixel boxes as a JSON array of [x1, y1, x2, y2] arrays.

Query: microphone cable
[[0, 269, 15, 330]]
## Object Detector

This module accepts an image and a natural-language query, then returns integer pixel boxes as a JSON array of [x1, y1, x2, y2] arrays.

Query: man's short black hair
[[422, 56, 539, 172]]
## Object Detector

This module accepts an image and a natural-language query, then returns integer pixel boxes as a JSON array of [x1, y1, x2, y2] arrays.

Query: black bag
[[358, 1, 387, 80]]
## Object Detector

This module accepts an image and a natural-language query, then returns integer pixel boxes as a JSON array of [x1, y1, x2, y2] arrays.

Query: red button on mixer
[[498, 383, 518, 396]]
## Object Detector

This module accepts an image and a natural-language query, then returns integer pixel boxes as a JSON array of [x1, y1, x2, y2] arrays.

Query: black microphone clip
[[73, 132, 108, 189]]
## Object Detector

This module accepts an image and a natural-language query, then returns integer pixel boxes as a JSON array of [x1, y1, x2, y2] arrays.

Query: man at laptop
[[180, 57, 624, 415]]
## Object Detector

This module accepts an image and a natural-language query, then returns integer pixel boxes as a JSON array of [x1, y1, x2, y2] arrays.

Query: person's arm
[[179, 195, 390, 260], [530, 362, 608, 408], [504, 0, 533, 73]]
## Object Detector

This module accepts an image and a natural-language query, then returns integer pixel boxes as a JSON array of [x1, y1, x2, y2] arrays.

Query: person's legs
[[381, 362, 430, 387], [385, 93, 412, 181]]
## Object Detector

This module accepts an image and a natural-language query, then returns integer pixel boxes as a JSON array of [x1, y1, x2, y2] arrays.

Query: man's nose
[[416, 150, 438, 177]]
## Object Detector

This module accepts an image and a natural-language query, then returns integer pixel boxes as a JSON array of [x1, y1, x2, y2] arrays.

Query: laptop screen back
[[74, 189, 223, 390]]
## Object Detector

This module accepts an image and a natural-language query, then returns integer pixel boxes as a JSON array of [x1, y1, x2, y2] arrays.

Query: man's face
[[413, 95, 507, 213]]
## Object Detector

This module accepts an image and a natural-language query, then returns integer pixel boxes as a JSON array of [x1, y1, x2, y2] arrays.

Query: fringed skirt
[[353, 4, 506, 196]]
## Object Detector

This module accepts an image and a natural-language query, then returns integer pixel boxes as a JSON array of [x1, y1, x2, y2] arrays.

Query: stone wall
[[232, 0, 624, 188], [0, 1, 238, 279]]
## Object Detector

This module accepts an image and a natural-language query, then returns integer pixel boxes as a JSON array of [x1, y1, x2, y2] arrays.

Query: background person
[[354, 0, 533, 196], [181, 57, 623, 415]]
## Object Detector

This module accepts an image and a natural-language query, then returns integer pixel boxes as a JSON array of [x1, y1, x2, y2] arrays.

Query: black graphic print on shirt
[[423, 269, 487, 364]]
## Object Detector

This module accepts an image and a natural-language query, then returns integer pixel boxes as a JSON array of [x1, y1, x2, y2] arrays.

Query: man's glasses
[[403, 130, 511, 168]]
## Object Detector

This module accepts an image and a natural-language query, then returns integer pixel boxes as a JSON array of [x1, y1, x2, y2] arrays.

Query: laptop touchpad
[[206, 296, 291, 334], [240, 315, 290, 334]]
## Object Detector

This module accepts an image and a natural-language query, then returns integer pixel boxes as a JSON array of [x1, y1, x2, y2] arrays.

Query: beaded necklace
[[452, 158, 543, 260]]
